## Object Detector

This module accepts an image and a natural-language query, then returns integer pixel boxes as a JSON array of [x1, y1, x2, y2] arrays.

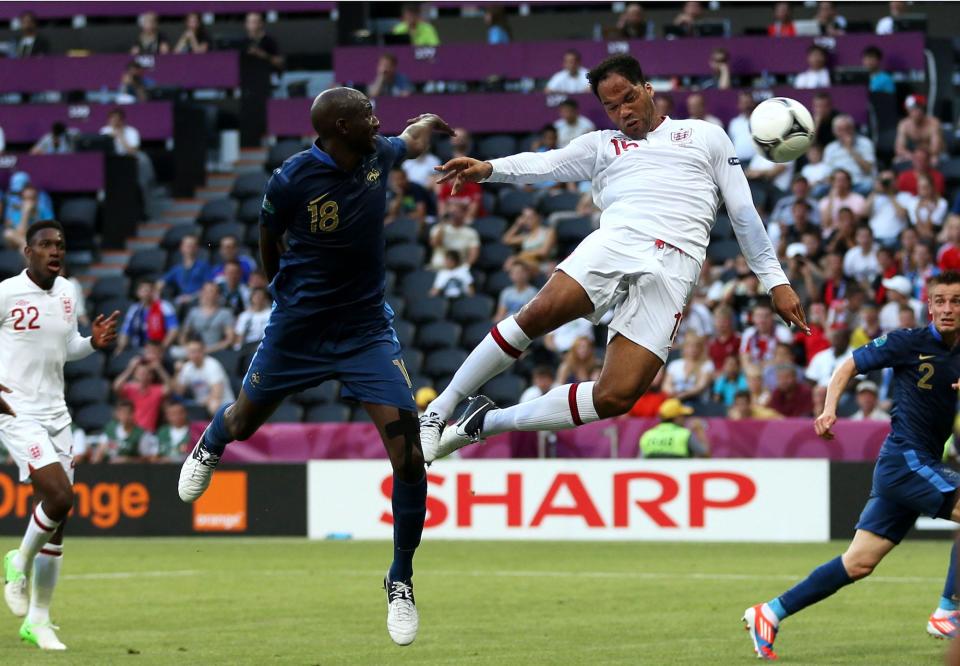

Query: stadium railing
[[0, 153, 104, 192], [0, 101, 173, 144], [0, 1, 334, 21]]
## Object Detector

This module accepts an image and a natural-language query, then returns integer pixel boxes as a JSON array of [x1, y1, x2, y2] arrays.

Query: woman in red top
[[768, 2, 796, 37], [112, 356, 171, 432]]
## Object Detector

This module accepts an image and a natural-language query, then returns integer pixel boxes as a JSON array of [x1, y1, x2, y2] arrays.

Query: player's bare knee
[[43, 485, 74, 520], [842, 553, 878, 580], [592, 383, 635, 419]]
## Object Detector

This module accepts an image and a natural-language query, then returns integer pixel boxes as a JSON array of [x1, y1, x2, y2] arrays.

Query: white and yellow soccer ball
[[749, 97, 815, 163]]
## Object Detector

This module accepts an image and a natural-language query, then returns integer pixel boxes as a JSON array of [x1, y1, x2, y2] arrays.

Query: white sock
[[427, 316, 531, 420], [14, 504, 60, 573], [934, 607, 956, 619], [28, 543, 62, 624], [482, 381, 600, 436], [760, 603, 781, 627]]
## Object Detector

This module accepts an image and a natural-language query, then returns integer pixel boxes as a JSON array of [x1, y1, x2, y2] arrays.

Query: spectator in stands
[[429, 201, 480, 269], [938, 218, 960, 272], [820, 253, 854, 311], [806, 326, 853, 388], [740, 303, 792, 369], [94, 401, 152, 463], [112, 354, 171, 432], [3, 184, 50, 250], [815, 1, 846, 35], [663, 334, 715, 403], [495, 263, 537, 321], [907, 243, 939, 300], [904, 174, 948, 239], [850, 302, 882, 348], [671, 1, 704, 37], [746, 150, 793, 199], [879, 274, 922, 331], [655, 94, 674, 120], [402, 148, 441, 188], [436, 146, 483, 220], [861, 46, 895, 95], [851, 381, 890, 420], [553, 99, 595, 148], [502, 207, 556, 275], [897, 226, 919, 274], [825, 207, 858, 256], [876, 1, 908, 35], [16, 11, 49, 57], [210, 235, 256, 283], [532, 124, 558, 153], [639, 400, 710, 458], [768, 2, 795, 37], [130, 11, 170, 55], [217, 260, 250, 316], [393, 3, 440, 47], [761, 342, 799, 389], [30, 121, 75, 155], [898, 303, 918, 329], [178, 282, 236, 354], [484, 5, 511, 44], [247, 269, 268, 291], [728, 389, 780, 420], [614, 3, 653, 40], [0, 124, 5, 153], [895, 96, 945, 167], [629, 367, 668, 417], [450, 127, 474, 157], [727, 91, 756, 164], [544, 49, 590, 95], [794, 45, 831, 90], [173, 12, 210, 54], [819, 170, 867, 234], [771, 176, 821, 228], [769, 363, 813, 417], [544, 317, 594, 355], [153, 400, 191, 461], [866, 170, 909, 247], [707, 305, 740, 370], [234, 287, 271, 351], [685, 92, 722, 127], [118, 60, 152, 104], [556, 335, 600, 385], [871, 246, 898, 303], [824, 116, 876, 194], [430, 249, 474, 298], [896, 147, 945, 196], [368, 53, 413, 98], [812, 92, 839, 148], [160, 234, 210, 306], [844, 224, 881, 285], [100, 107, 141, 155], [244, 12, 284, 70], [385, 167, 431, 228], [520, 366, 556, 403], [712, 356, 747, 407], [801, 145, 832, 196], [173, 339, 235, 417], [699, 48, 731, 91], [116, 280, 179, 355], [775, 201, 819, 257]]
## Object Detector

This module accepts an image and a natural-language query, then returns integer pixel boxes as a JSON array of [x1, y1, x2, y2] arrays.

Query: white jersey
[[0, 271, 94, 429], [486, 117, 789, 294]]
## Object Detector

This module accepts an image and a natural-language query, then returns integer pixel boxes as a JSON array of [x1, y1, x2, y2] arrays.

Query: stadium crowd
[[0, 1, 957, 461]]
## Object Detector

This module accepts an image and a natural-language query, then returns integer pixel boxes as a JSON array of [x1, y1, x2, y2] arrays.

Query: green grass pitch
[[0, 538, 951, 664]]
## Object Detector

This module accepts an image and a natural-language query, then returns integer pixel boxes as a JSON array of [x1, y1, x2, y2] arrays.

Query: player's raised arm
[[813, 356, 858, 440], [399, 113, 454, 159], [706, 126, 809, 334]]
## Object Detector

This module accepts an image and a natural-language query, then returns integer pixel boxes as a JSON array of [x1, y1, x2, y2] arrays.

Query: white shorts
[[0, 416, 75, 483], [556, 227, 701, 362]]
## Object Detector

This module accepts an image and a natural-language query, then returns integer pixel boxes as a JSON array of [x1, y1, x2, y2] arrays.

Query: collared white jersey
[[486, 117, 789, 293], [0, 271, 93, 428]]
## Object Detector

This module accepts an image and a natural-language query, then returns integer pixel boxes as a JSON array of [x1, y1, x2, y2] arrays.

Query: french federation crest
[[873, 335, 887, 347]]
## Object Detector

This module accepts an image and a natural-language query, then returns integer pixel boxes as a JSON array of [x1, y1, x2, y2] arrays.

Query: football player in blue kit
[[177, 87, 453, 646], [744, 271, 960, 660]]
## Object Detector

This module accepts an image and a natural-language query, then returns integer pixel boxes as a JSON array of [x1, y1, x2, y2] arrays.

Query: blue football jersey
[[853, 324, 960, 459], [259, 135, 407, 322]]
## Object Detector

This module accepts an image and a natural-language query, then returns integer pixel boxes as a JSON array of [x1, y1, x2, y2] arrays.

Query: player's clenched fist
[[814, 412, 837, 440], [0, 383, 14, 417]]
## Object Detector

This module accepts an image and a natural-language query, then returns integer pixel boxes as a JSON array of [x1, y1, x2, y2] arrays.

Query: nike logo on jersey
[[919, 354, 936, 360]]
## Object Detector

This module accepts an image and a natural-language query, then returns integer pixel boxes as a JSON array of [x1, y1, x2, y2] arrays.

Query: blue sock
[[773, 556, 854, 618], [388, 474, 427, 582], [941, 542, 958, 611], [201, 404, 233, 455]]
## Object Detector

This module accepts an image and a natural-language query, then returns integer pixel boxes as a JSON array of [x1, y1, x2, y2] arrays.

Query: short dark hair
[[862, 45, 883, 60], [540, 123, 557, 134], [52, 121, 66, 135], [379, 52, 398, 65], [564, 48, 581, 60], [532, 365, 554, 379], [116, 400, 134, 411], [587, 54, 646, 98], [558, 98, 579, 110], [108, 107, 126, 120], [223, 259, 242, 270], [807, 44, 828, 57], [928, 271, 960, 290], [25, 220, 64, 246]]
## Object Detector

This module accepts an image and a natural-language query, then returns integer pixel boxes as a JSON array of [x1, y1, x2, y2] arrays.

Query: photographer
[[866, 170, 909, 248]]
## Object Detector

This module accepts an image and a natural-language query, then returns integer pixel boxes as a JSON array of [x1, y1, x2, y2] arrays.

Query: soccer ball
[[749, 97, 815, 163]]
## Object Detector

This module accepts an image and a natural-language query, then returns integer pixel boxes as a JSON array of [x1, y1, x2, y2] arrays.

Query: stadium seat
[[393, 319, 415, 348], [401, 348, 424, 376], [694, 401, 729, 417], [473, 216, 508, 243], [449, 295, 495, 324], [0, 250, 25, 279], [59, 198, 99, 249], [66, 378, 110, 409], [484, 270, 513, 297], [481, 191, 497, 217], [476, 242, 514, 272], [498, 189, 536, 219], [351, 406, 373, 422], [304, 404, 351, 423], [478, 134, 517, 161], [707, 239, 741, 263], [384, 217, 419, 246], [941, 157, 960, 184], [539, 191, 581, 215], [106, 349, 139, 379], [210, 348, 240, 377], [125, 249, 167, 278], [266, 140, 307, 173], [416, 321, 462, 351], [481, 374, 525, 406], [92, 297, 130, 320], [75, 403, 113, 433], [384, 270, 396, 295], [408, 374, 431, 392], [389, 296, 406, 319], [555, 216, 594, 255], [385, 243, 426, 273], [231, 172, 268, 200], [461, 320, 492, 350], [711, 213, 733, 240], [197, 197, 237, 226], [90, 275, 130, 303], [238, 197, 262, 225], [244, 223, 261, 251], [748, 180, 769, 211], [432, 136, 454, 162], [424, 348, 468, 378], [400, 269, 436, 299], [161, 224, 202, 251], [405, 296, 447, 324], [64, 352, 105, 382], [292, 382, 341, 405], [203, 221, 246, 246], [837, 392, 859, 418], [266, 402, 304, 423], [471, 268, 487, 293]]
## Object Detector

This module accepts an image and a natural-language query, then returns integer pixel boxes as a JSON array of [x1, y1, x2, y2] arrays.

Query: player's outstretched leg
[[179, 391, 280, 502], [19, 528, 65, 651], [367, 403, 426, 646], [928, 541, 959, 639], [5, 465, 72, 620], [743, 530, 893, 660]]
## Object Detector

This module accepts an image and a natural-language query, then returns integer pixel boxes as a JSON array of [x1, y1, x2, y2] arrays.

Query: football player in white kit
[[419, 54, 809, 459], [0, 221, 119, 650]]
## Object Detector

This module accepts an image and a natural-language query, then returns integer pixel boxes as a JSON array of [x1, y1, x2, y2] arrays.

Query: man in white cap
[[850, 380, 890, 421], [879, 275, 924, 331]]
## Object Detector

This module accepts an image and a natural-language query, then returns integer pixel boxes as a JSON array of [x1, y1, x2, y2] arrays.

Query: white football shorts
[[556, 226, 701, 362], [0, 416, 75, 483]]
